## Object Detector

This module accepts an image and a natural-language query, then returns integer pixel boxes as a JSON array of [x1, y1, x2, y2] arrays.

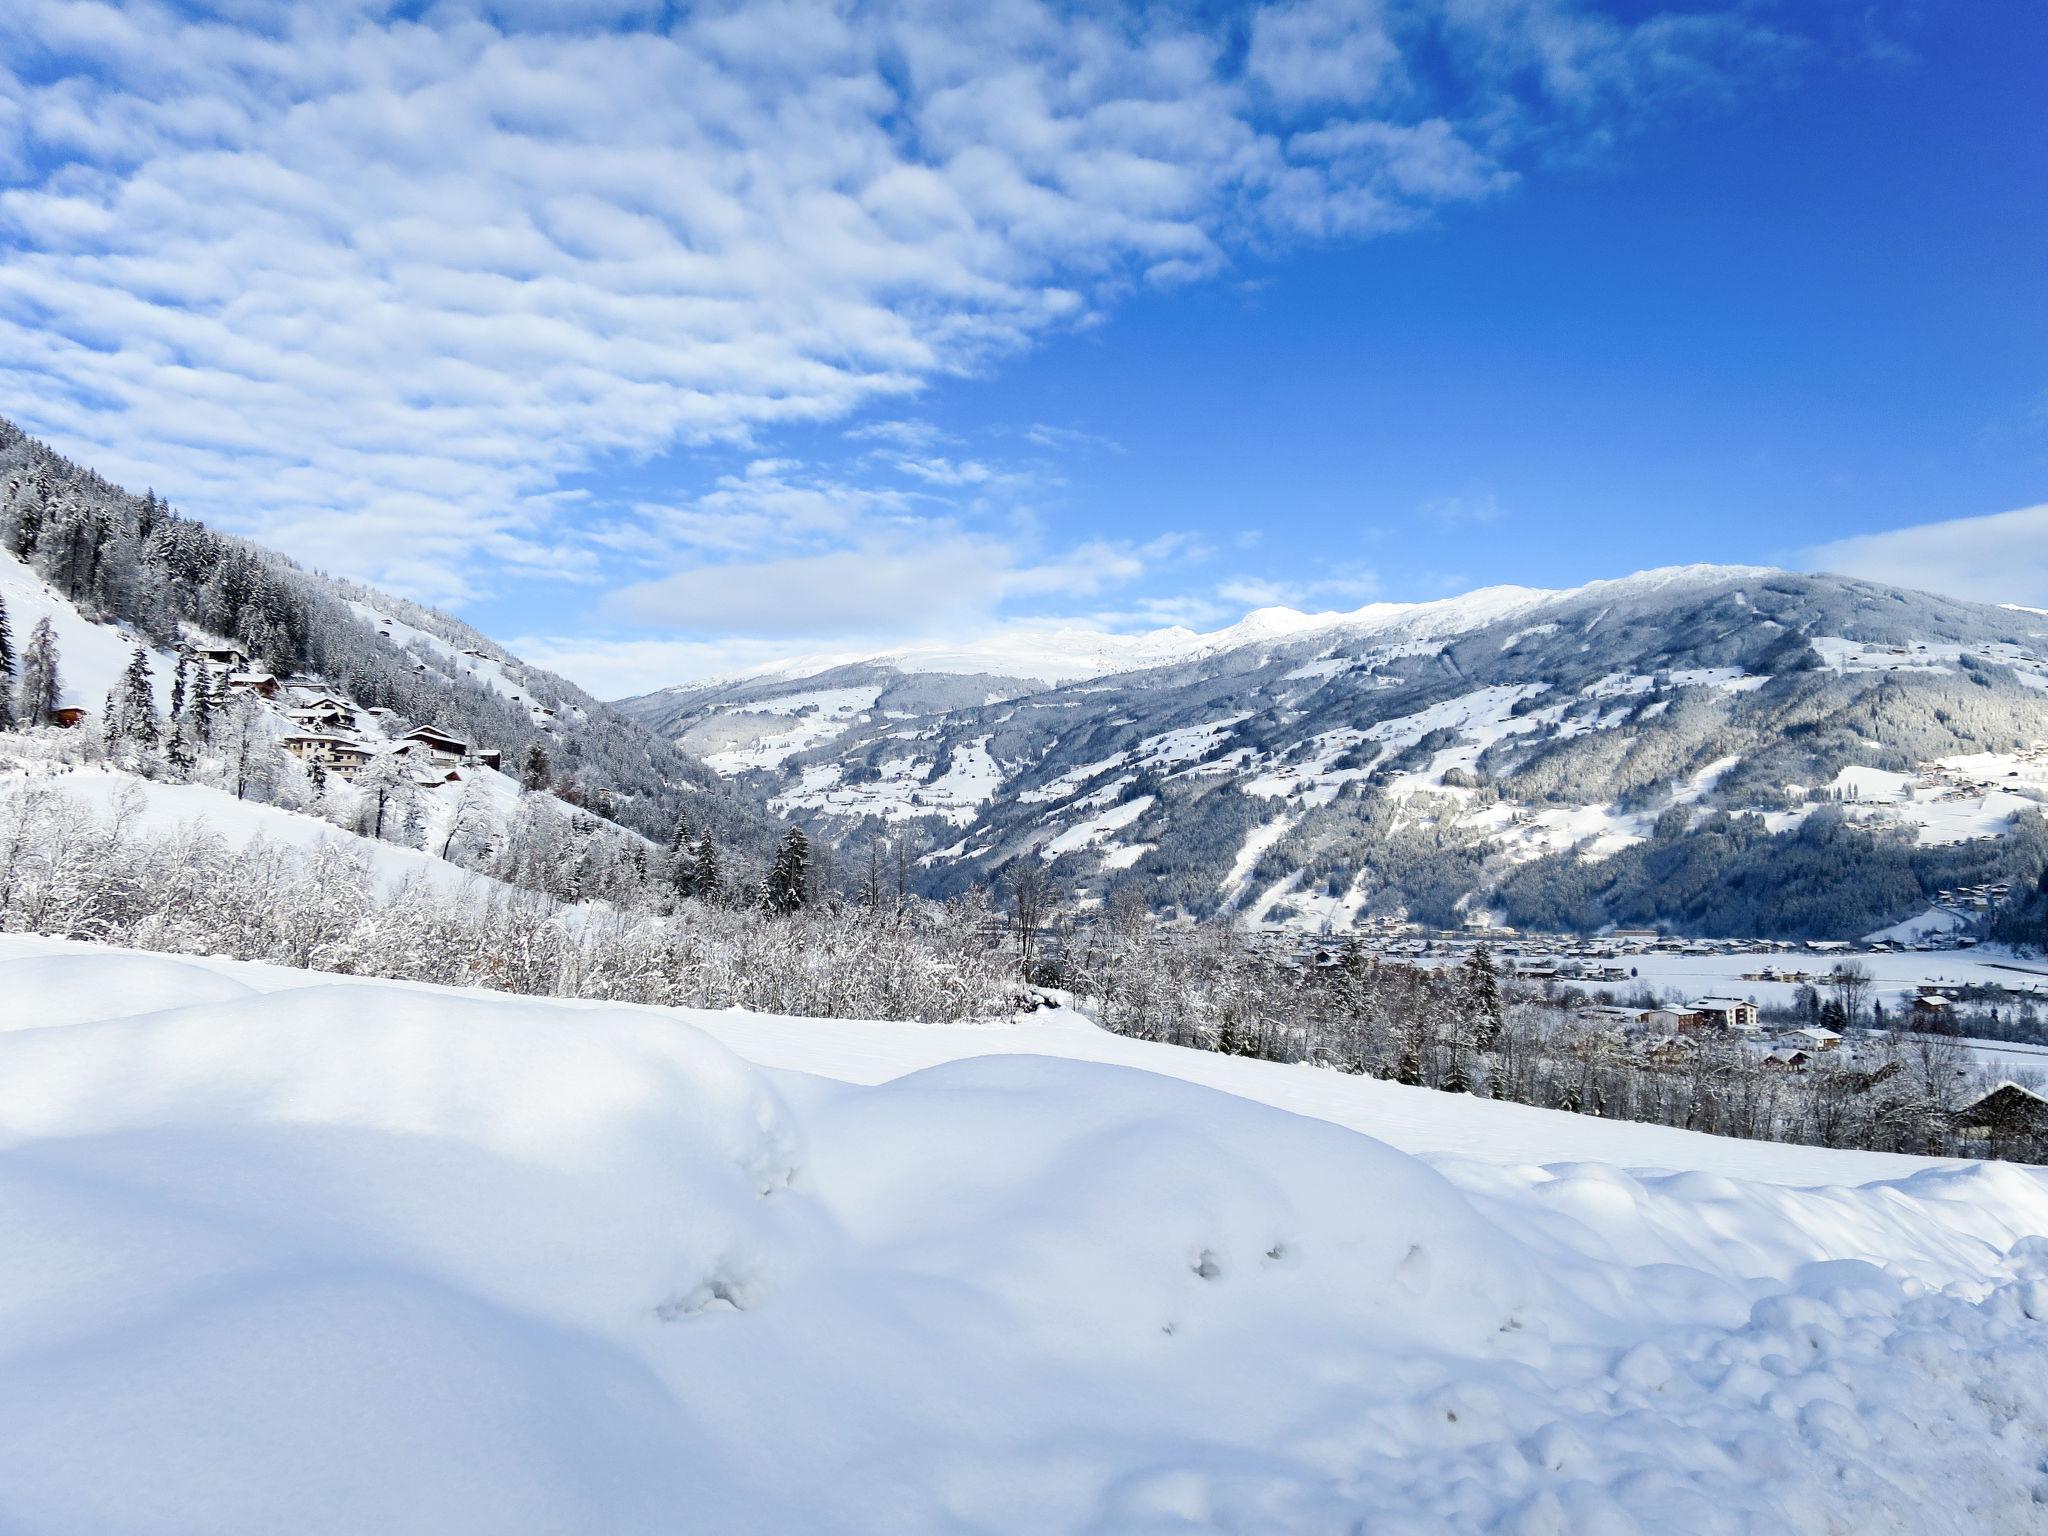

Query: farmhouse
[[1951, 1082, 2048, 1144], [191, 644, 248, 669]]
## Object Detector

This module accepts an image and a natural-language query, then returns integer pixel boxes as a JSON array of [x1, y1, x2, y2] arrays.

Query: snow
[[345, 600, 536, 711], [1221, 813, 1296, 903], [5, 936, 2048, 1534], [0, 765, 514, 898], [772, 732, 1003, 825], [1040, 793, 1154, 860], [0, 549, 174, 712]]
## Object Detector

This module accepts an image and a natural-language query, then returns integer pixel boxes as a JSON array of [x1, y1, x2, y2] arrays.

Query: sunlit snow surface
[[3, 936, 2047, 1535]]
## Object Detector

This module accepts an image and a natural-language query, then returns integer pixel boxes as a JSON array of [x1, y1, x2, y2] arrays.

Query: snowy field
[[3, 936, 2047, 1534]]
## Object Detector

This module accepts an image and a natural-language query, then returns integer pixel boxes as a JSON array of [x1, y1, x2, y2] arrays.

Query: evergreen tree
[[1462, 942, 1502, 1050], [399, 793, 427, 850], [667, 814, 697, 900], [765, 827, 811, 915], [0, 592, 14, 731], [113, 646, 158, 749], [168, 652, 189, 723], [691, 832, 723, 906], [16, 617, 59, 727], [185, 665, 222, 744], [522, 741, 552, 792]]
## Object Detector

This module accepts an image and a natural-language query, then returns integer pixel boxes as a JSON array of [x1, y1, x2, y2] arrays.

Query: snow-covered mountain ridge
[[4, 933, 2046, 1534], [619, 564, 2048, 940]]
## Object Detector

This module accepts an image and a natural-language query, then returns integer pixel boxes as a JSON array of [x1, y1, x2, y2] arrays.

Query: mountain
[[0, 417, 780, 856], [618, 564, 2048, 940]]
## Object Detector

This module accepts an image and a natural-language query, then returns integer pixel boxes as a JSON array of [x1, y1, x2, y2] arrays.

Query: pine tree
[[764, 827, 810, 915], [399, 793, 427, 850], [16, 617, 60, 727], [188, 665, 221, 743], [691, 832, 723, 906], [1462, 943, 1502, 1050], [1395, 1046, 1423, 1087], [522, 741, 552, 792], [0, 592, 15, 731], [115, 646, 158, 749], [168, 652, 189, 723]]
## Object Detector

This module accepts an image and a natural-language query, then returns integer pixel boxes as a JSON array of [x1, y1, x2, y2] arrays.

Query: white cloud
[[0, 0, 1786, 613], [1802, 504, 2048, 609]]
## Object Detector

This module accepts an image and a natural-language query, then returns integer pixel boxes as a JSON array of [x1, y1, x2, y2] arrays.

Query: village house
[[1951, 1082, 2048, 1145], [1784, 1026, 1843, 1053], [1687, 997, 1762, 1033], [1762, 1048, 1811, 1073], [225, 671, 281, 699], [281, 734, 373, 775], [190, 643, 248, 669], [1649, 1006, 1710, 1035], [286, 701, 357, 732], [399, 725, 468, 767]]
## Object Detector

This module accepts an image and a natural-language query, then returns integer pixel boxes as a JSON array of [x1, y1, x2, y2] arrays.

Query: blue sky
[[1, 1, 2042, 695]]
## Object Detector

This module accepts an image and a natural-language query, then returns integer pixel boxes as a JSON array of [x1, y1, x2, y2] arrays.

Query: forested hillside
[[0, 419, 778, 854]]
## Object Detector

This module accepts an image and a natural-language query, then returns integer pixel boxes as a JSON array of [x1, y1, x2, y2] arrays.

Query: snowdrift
[[2, 940, 2046, 1534]]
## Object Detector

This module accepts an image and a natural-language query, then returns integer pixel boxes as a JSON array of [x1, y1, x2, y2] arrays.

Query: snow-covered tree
[[0, 592, 15, 731], [764, 827, 811, 915], [16, 617, 59, 727]]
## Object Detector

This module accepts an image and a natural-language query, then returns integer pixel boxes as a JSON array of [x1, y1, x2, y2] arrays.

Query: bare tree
[[1006, 858, 1055, 983]]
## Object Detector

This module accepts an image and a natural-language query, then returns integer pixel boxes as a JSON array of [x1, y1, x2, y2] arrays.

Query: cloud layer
[[0, 0, 1788, 655], [1804, 504, 2048, 610]]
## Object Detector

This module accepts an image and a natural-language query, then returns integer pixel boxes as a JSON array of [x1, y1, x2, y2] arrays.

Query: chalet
[[281, 734, 373, 774], [226, 671, 280, 699], [473, 748, 502, 771], [191, 644, 248, 669], [286, 702, 356, 732], [48, 706, 87, 729], [1951, 1082, 2048, 1144], [1762, 1048, 1811, 1073], [399, 725, 468, 767], [1785, 1026, 1842, 1052], [1688, 997, 1762, 1033], [1911, 994, 1954, 1024]]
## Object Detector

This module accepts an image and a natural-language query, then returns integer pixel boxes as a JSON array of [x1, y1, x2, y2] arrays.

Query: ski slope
[[2, 936, 2045, 1535]]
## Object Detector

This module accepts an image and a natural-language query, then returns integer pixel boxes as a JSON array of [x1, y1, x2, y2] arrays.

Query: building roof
[[401, 727, 469, 753]]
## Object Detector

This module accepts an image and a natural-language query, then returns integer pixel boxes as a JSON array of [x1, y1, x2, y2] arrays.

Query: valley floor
[[2, 935, 2046, 1534]]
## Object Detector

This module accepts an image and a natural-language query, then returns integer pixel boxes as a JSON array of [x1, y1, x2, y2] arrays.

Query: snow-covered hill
[[3, 935, 2046, 1535], [621, 564, 2048, 941], [0, 418, 779, 856]]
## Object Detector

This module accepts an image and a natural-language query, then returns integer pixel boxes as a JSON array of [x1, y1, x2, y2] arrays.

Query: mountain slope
[[0, 418, 779, 854], [623, 564, 2048, 939]]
